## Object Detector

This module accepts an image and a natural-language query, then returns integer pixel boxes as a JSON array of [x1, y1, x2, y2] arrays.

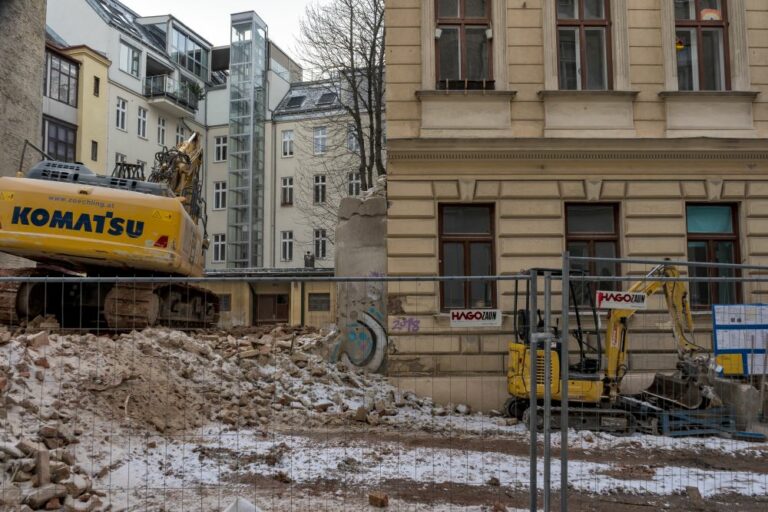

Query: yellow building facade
[[62, 46, 111, 174], [385, 0, 768, 410]]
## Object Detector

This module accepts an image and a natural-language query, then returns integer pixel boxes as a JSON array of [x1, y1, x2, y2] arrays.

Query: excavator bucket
[[643, 373, 704, 410]]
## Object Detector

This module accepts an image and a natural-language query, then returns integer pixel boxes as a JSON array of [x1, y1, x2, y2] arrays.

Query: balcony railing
[[144, 75, 199, 112]]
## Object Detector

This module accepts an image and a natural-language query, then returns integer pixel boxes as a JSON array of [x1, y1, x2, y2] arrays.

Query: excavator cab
[[505, 269, 605, 419]]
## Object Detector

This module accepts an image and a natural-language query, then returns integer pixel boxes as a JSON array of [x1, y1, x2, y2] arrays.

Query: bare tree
[[298, 0, 386, 192]]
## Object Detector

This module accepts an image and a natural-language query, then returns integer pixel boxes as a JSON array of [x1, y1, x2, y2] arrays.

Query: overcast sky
[[120, 0, 328, 57]]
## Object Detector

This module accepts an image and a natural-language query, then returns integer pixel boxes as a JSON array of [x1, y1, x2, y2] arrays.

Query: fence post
[[543, 271, 552, 512], [528, 269, 538, 512], [560, 252, 570, 512]]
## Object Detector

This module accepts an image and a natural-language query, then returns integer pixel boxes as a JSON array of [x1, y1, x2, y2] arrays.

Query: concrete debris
[[0, 324, 464, 510], [223, 497, 264, 512], [368, 491, 389, 508]]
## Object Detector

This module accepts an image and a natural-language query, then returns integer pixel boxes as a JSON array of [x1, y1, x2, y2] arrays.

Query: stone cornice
[[387, 138, 768, 161]]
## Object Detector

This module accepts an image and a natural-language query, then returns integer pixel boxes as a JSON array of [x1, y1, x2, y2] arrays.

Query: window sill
[[281, 155, 294, 159], [539, 90, 639, 138], [281, 203, 294, 207], [659, 90, 759, 137], [212, 208, 226, 211], [416, 90, 517, 137]]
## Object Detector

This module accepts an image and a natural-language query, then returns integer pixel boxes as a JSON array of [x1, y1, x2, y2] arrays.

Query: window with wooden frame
[[556, 0, 612, 90], [439, 205, 495, 310], [686, 203, 740, 307], [435, 0, 494, 90], [675, 0, 729, 91], [565, 203, 619, 304]]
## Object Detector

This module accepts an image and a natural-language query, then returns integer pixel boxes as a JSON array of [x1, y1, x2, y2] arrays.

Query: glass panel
[[584, 28, 607, 90], [566, 205, 615, 234], [584, 0, 605, 19], [676, 29, 696, 91], [465, 0, 487, 18], [686, 205, 733, 233], [442, 206, 491, 235], [595, 241, 618, 292], [438, 28, 460, 81], [700, 0, 723, 20], [567, 242, 590, 304], [443, 242, 465, 309], [437, 0, 459, 18], [558, 28, 579, 90], [701, 28, 724, 91], [715, 241, 737, 304], [674, 0, 695, 20], [470, 243, 493, 307], [465, 28, 489, 80], [687, 241, 710, 306], [557, 0, 577, 19]]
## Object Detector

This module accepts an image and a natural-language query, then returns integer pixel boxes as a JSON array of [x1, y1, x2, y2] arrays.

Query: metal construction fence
[[0, 264, 765, 511]]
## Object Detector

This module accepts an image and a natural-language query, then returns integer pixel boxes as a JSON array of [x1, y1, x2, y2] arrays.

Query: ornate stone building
[[385, 0, 768, 410]]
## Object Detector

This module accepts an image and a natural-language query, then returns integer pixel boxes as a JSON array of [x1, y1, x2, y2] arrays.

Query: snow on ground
[[99, 426, 768, 502]]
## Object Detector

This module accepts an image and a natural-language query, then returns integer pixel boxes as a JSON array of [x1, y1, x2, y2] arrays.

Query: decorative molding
[[659, 91, 759, 99], [538, 90, 638, 99], [417, 90, 517, 100], [389, 150, 768, 162], [729, 0, 751, 92], [659, 0, 678, 91], [420, 0, 435, 90], [542, 0, 558, 90], [491, 0, 507, 91], [611, 0, 631, 91]]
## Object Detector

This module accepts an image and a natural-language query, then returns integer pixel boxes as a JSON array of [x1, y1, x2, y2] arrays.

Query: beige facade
[[385, 0, 768, 411]]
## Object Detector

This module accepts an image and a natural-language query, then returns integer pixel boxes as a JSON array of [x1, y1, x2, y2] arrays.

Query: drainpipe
[[270, 113, 278, 267]]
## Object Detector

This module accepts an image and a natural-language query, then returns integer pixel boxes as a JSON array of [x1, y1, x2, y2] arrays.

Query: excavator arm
[[148, 132, 206, 225], [604, 264, 701, 402]]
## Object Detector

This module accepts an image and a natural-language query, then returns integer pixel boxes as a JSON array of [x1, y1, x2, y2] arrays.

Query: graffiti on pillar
[[392, 317, 420, 333]]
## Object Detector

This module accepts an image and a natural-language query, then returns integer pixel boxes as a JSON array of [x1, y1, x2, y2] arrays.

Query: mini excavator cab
[[505, 268, 605, 419]]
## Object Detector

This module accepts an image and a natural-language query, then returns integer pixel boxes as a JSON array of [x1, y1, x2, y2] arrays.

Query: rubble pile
[[0, 322, 490, 509]]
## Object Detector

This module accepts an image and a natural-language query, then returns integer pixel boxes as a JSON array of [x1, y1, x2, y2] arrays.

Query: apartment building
[[43, 28, 110, 173], [46, 0, 212, 176], [263, 80, 367, 270], [385, 0, 768, 410]]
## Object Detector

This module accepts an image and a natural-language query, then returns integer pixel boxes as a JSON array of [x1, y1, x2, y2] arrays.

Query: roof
[[45, 25, 69, 47], [273, 79, 346, 120]]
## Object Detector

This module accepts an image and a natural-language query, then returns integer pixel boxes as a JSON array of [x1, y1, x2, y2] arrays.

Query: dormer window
[[286, 95, 306, 109], [317, 92, 337, 106]]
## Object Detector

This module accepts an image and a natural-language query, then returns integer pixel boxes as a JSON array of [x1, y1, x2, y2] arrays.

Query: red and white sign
[[596, 291, 647, 310], [450, 309, 502, 327]]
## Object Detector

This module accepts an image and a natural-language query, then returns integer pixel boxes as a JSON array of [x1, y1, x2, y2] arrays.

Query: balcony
[[144, 75, 199, 116]]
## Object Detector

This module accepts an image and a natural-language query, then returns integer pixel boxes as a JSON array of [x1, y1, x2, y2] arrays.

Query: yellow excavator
[[505, 265, 718, 433], [0, 133, 219, 328]]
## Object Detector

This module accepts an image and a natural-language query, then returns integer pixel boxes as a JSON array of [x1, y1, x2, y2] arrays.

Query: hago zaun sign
[[450, 309, 502, 328], [595, 291, 647, 310]]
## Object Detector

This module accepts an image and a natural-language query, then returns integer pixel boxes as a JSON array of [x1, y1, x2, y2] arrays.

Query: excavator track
[[0, 272, 219, 330], [103, 282, 219, 330], [103, 283, 160, 330]]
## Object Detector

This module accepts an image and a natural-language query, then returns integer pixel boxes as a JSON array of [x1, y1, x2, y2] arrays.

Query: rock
[[368, 491, 389, 508], [486, 476, 500, 487], [26, 331, 49, 349], [455, 403, 471, 415], [238, 349, 260, 359], [0, 442, 25, 459], [273, 471, 292, 484], [366, 412, 381, 426], [0, 485, 22, 506], [0, 331, 11, 344], [45, 497, 62, 509], [37, 449, 51, 486], [352, 406, 369, 422], [64, 474, 90, 498], [314, 401, 334, 412], [491, 502, 508, 512], [24, 484, 67, 509], [16, 438, 47, 457], [289, 401, 304, 410], [50, 461, 71, 483], [290, 352, 309, 368], [432, 407, 448, 417], [222, 497, 263, 512], [34, 357, 50, 369], [39, 425, 60, 439]]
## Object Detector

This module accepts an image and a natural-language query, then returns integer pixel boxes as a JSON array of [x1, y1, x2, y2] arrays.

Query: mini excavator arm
[[604, 264, 700, 402]]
